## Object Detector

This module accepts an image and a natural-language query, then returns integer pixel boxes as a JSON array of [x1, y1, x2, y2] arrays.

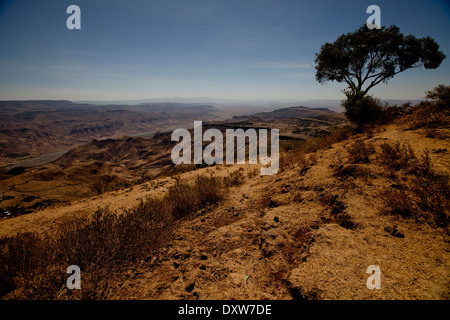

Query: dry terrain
[[1, 116, 448, 300]]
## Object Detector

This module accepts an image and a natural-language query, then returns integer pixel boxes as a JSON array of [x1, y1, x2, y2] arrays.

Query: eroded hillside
[[1, 118, 448, 300]]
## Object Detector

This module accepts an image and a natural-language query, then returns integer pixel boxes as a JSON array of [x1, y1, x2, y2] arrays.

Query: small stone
[[268, 200, 279, 208], [384, 226, 405, 238], [185, 282, 195, 292]]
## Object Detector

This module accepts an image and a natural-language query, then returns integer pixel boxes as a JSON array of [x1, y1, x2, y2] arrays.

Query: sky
[[0, 0, 449, 101]]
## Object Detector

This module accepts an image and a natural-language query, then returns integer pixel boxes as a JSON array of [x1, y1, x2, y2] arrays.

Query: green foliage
[[341, 90, 388, 127], [315, 25, 446, 97]]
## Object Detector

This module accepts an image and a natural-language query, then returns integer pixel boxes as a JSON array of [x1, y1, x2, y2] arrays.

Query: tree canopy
[[314, 25, 446, 97]]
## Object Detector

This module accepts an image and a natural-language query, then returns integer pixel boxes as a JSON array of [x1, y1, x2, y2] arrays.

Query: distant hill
[[231, 105, 346, 124]]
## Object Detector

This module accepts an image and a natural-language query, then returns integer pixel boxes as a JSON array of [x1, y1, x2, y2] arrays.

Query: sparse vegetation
[[341, 92, 387, 127], [408, 84, 450, 132], [315, 25, 445, 127], [280, 125, 354, 171], [222, 168, 245, 187], [0, 173, 225, 299], [378, 142, 449, 227], [319, 194, 358, 230], [347, 139, 374, 163], [378, 142, 417, 176], [1, 84, 449, 300]]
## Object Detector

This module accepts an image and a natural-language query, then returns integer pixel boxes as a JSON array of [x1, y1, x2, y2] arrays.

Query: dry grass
[[377, 142, 449, 227], [0, 174, 226, 299], [319, 194, 358, 230], [378, 142, 417, 175], [222, 168, 245, 187], [347, 139, 375, 164], [280, 126, 354, 171]]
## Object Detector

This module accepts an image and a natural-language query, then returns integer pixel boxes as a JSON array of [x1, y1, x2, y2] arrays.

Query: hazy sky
[[0, 0, 449, 101]]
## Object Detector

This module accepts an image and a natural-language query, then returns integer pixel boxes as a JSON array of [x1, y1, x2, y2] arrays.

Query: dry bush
[[347, 139, 374, 163], [223, 169, 245, 187], [0, 174, 224, 299], [407, 85, 450, 130], [333, 164, 372, 182], [256, 192, 272, 214], [280, 126, 354, 171], [247, 167, 259, 178], [378, 142, 417, 176], [411, 170, 449, 227], [381, 189, 414, 219], [192, 175, 224, 208], [379, 147, 449, 227], [0, 232, 62, 299], [167, 175, 224, 219], [319, 194, 357, 230]]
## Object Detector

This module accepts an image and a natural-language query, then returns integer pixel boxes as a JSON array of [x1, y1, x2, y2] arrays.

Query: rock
[[268, 199, 280, 208], [384, 226, 405, 238], [185, 282, 195, 292]]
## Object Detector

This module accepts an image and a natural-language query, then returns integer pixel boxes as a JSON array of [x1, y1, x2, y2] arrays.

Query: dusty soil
[[0, 123, 448, 300]]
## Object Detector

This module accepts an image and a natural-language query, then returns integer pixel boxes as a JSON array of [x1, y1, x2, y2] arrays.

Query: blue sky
[[0, 0, 449, 101]]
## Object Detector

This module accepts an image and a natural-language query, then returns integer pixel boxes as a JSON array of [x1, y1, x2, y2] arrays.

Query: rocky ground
[[1, 123, 448, 300]]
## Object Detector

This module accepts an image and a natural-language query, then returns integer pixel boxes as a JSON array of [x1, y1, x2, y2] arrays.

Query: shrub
[[223, 169, 245, 187], [341, 91, 387, 127], [381, 189, 414, 219], [411, 170, 449, 227], [408, 85, 450, 130], [280, 126, 354, 171], [378, 142, 417, 174], [425, 84, 450, 110], [0, 173, 224, 299], [166, 175, 223, 219], [347, 139, 374, 163], [379, 146, 449, 227]]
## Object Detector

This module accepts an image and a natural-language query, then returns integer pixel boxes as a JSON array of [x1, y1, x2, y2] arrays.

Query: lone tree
[[314, 25, 446, 126]]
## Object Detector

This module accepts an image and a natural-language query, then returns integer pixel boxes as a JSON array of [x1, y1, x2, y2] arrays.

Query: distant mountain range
[[0, 100, 217, 165], [75, 97, 423, 113]]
